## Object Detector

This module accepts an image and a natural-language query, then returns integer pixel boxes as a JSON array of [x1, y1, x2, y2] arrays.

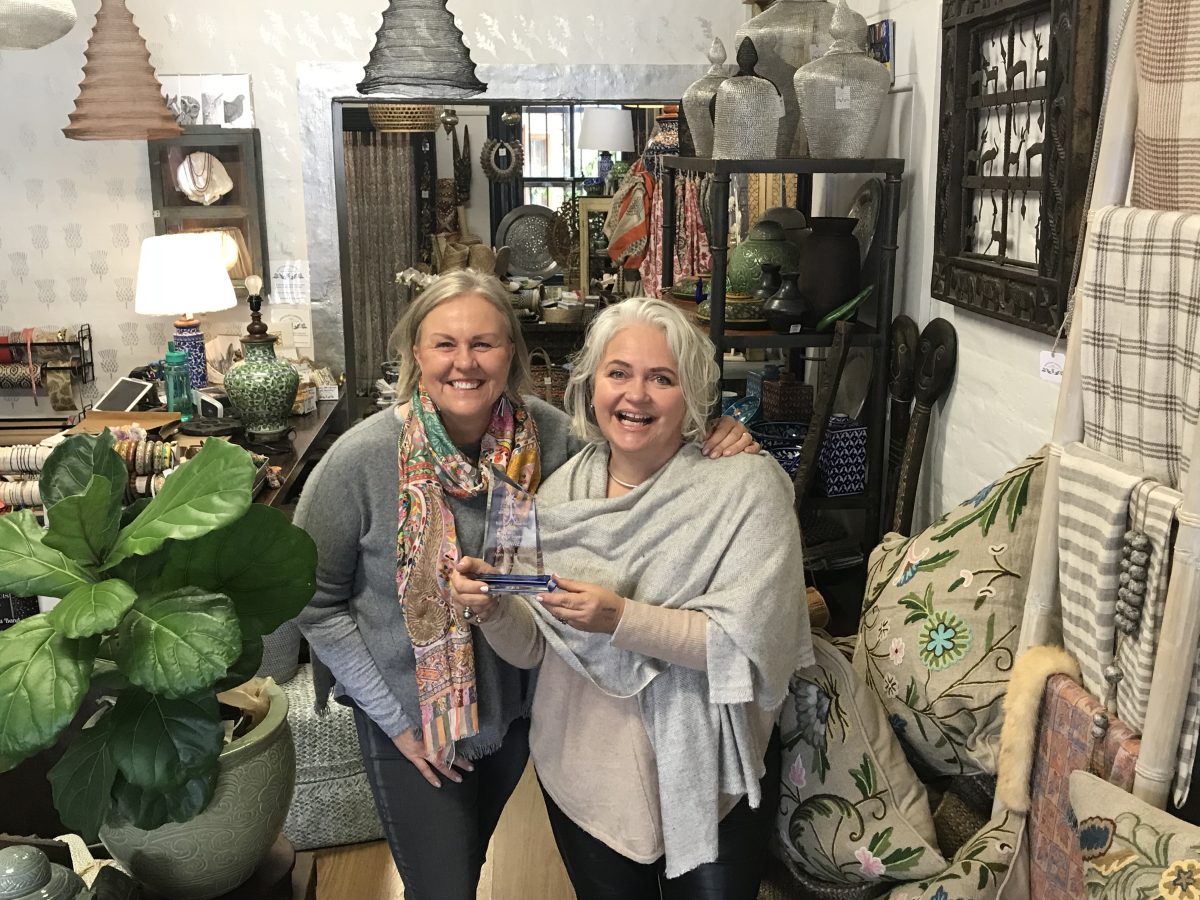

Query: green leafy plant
[[0, 432, 316, 840]]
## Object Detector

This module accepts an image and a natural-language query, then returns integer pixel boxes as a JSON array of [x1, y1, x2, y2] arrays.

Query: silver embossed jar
[[734, 0, 836, 157], [793, 0, 890, 159], [712, 38, 785, 161], [682, 38, 732, 159]]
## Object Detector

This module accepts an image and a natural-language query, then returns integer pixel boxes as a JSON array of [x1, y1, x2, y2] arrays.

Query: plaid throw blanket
[[1058, 442, 1144, 699], [1131, 0, 1200, 211], [1078, 206, 1200, 487]]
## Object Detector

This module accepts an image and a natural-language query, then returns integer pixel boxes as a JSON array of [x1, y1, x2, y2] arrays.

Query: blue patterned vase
[[174, 321, 209, 388], [224, 337, 299, 441]]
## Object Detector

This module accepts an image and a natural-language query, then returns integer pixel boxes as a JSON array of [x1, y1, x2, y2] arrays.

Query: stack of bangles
[[113, 439, 177, 476], [0, 480, 41, 508], [0, 445, 53, 474]]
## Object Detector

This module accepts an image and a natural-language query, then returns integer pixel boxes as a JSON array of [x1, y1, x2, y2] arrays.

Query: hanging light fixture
[[0, 0, 77, 50], [63, 0, 182, 141], [367, 104, 440, 133], [358, 0, 486, 98]]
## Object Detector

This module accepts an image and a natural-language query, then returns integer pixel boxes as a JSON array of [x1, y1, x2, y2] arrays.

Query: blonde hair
[[563, 297, 718, 443], [388, 269, 533, 400]]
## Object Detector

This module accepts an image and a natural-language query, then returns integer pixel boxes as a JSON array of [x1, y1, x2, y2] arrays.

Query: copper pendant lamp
[[63, 0, 182, 141], [358, 0, 486, 98]]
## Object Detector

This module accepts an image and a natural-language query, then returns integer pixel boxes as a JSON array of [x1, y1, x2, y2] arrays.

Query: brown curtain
[[343, 131, 422, 394]]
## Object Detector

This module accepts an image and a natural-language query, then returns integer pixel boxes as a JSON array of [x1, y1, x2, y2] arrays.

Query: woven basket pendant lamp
[[0, 0, 77, 50], [63, 0, 182, 141], [358, 0, 486, 98]]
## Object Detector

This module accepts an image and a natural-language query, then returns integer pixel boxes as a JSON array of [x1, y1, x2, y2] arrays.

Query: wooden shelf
[[667, 298, 882, 348], [156, 205, 251, 219]]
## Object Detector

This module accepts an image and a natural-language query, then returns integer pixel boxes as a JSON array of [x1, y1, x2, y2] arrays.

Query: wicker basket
[[542, 304, 584, 325], [368, 104, 439, 133], [529, 348, 569, 409]]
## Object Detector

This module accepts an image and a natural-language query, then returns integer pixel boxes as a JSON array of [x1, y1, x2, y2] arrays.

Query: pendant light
[[358, 0, 486, 98], [0, 0, 77, 50], [63, 0, 182, 141]]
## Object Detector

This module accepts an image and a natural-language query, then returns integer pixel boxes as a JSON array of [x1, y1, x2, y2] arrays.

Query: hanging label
[[420, 190, 429, 199], [789, 323, 804, 334], [835, 85, 852, 110], [1039, 350, 1065, 383], [499, 147, 508, 158]]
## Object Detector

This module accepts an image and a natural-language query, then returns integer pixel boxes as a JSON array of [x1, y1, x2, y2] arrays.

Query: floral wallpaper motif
[[0, 0, 741, 415]]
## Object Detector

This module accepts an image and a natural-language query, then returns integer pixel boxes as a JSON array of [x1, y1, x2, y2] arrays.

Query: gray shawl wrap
[[531, 442, 813, 876]]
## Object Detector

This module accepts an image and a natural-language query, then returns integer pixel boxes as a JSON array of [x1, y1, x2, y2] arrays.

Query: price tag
[[499, 147, 508, 158], [789, 323, 804, 334], [1039, 350, 1065, 383], [420, 190, 429, 199], [835, 85, 852, 110]]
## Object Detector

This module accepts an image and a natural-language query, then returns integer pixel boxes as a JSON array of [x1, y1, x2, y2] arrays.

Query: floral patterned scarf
[[397, 385, 541, 755]]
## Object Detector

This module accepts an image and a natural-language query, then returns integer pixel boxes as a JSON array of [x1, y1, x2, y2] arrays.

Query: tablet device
[[94, 377, 154, 412]]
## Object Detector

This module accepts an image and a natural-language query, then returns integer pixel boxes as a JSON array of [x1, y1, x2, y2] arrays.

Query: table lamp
[[135, 232, 236, 388], [578, 107, 635, 185]]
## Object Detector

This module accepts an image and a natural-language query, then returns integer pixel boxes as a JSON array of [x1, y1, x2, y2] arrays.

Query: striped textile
[[1116, 480, 1182, 732], [1131, 0, 1200, 212], [1058, 442, 1144, 699], [1078, 206, 1200, 488]]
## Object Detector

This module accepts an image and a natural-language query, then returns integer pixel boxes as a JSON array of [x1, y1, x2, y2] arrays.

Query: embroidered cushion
[[883, 809, 1025, 900], [853, 448, 1048, 777], [777, 633, 947, 887], [1070, 770, 1200, 898]]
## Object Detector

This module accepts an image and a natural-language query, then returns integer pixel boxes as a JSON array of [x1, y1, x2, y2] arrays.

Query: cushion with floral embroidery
[[777, 633, 947, 887], [853, 448, 1048, 777], [1071, 770, 1200, 899], [883, 809, 1025, 900]]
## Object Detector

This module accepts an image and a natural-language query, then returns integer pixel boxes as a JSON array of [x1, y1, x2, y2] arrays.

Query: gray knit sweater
[[294, 397, 579, 758]]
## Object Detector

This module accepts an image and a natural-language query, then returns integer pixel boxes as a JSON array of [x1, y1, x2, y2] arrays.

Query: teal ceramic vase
[[727, 220, 802, 295], [100, 683, 295, 900], [224, 282, 300, 442]]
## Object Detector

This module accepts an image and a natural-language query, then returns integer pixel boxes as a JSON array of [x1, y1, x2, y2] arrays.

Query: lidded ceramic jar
[[682, 38, 732, 159], [734, 0, 836, 156], [0, 845, 84, 900], [793, 0, 891, 158], [727, 219, 802, 294], [712, 38, 784, 161], [224, 276, 300, 442]]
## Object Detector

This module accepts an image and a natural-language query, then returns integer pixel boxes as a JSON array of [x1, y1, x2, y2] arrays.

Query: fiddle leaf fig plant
[[0, 431, 317, 841]]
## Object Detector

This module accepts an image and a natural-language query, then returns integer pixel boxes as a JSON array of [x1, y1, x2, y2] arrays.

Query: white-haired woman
[[294, 272, 758, 900], [450, 297, 811, 899]]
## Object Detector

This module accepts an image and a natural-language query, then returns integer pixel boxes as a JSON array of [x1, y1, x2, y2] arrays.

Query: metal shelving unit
[[660, 155, 904, 548]]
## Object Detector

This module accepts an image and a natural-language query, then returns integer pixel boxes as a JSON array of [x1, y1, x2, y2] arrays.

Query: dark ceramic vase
[[797, 217, 861, 326], [763, 271, 807, 333], [753, 263, 783, 304]]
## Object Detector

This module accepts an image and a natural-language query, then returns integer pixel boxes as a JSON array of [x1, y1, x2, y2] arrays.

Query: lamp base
[[173, 317, 208, 389]]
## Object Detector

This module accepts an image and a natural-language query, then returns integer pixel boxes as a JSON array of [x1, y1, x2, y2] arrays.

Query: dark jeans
[[351, 705, 531, 900], [542, 728, 782, 900]]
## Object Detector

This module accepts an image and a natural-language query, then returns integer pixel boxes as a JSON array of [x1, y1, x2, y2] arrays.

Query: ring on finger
[[463, 606, 474, 621]]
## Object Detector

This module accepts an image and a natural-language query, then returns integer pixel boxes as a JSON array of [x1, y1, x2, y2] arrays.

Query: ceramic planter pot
[[727, 220, 802, 295], [225, 337, 301, 442], [100, 683, 295, 900], [763, 271, 808, 333], [797, 217, 861, 324]]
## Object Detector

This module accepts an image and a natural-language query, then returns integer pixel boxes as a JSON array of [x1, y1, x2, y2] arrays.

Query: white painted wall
[[0, 0, 744, 415]]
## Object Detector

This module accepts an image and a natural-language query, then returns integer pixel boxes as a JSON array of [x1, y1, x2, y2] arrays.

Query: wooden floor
[[314, 762, 576, 900]]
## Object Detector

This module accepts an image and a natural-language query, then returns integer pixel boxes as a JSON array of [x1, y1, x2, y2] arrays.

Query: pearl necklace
[[607, 466, 643, 490]]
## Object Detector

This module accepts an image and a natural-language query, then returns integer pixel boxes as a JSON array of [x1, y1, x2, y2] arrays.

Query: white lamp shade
[[578, 108, 635, 152], [135, 233, 238, 317], [0, 0, 77, 51]]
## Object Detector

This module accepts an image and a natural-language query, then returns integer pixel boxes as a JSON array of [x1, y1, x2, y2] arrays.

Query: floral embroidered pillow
[[853, 448, 1047, 777], [884, 809, 1024, 900], [777, 634, 947, 887], [1070, 770, 1200, 898]]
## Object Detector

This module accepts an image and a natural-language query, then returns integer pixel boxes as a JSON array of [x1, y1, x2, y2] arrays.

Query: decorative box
[[762, 372, 814, 423], [817, 414, 867, 496]]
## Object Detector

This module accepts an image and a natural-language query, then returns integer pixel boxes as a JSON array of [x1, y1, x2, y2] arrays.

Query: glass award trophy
[[479, 466, 557, 594]]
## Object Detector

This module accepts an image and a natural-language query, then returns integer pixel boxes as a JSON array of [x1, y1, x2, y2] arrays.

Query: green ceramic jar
[[225, 336, 301, 442], [727, 220, 802, 295]]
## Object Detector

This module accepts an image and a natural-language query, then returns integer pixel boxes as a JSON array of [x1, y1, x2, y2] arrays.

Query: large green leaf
[[104, 439, 255, 569], [40, 431, 126, 512], [158, 504, 317, 637], [107, 688, 223, 790], [213, 636, 263, 693], [0, 616, 96, 768], [111, 765, 219, 830], [108, 544, 169, 594], [47, 579, 137, 639], [0, 510, 94, 599], [47, 712, 118, 842], [115, 588, 241, 698], [44, 475, 122, 566]]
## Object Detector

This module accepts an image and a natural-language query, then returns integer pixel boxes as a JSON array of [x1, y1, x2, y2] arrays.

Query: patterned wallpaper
[[0, 0, 742, 417]]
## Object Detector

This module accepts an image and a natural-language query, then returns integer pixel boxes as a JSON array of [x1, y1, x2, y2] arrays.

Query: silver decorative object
[[712, 39, 784, 161], [358, 0, 486, 98], [682, 38, 732, 159], [794, 0, 890, 158], [735, 0, 835, 157], [0, 845, 84, 900], [440, 107, 459, 133]]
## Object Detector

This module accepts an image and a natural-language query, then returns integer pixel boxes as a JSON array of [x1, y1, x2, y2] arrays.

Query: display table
[[256, 393, 346, 508]]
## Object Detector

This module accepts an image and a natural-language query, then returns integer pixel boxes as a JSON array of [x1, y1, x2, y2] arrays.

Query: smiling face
[[412, 292, 515, 444], [592, 322, 687, 475]]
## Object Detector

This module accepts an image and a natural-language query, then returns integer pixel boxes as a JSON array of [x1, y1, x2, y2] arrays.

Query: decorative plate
[[846, 178, 883, 267], [833, 347, 872, 420], [722, 394, 762, 425], [495, 205, 560, 277], [697, 293, 768, 328]]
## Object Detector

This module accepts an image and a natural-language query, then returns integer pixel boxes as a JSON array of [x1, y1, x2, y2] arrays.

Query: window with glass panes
[[521, 104, 614, 207]]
